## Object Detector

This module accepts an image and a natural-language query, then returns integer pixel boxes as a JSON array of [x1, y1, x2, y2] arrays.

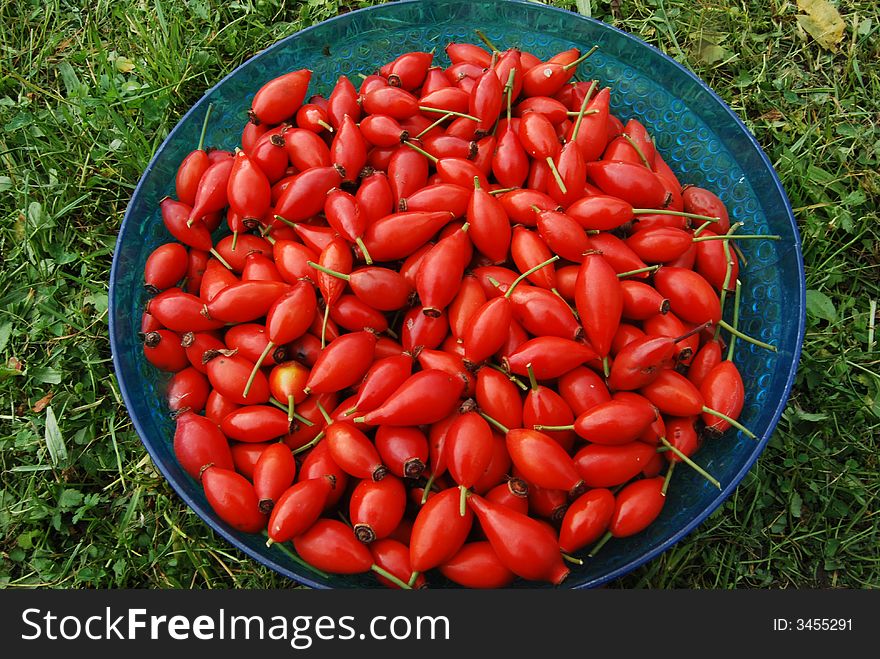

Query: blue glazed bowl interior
[[109, 0, 805, 588]]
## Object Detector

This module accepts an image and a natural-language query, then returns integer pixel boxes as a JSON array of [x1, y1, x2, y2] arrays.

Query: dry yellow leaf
[[115, 55, 135, 74], [796, 0, 845, 51]]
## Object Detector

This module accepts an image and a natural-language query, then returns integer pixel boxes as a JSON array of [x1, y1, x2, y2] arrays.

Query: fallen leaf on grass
[[699, 43, 732, 65], [33, 392, 54, 413], [114, 56, 135, 74], [796, 0, 845, 51], [758, 109, 784, 122]]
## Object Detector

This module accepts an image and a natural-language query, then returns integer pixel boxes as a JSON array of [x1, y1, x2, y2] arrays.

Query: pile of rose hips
[[139, 34, 778, 589]]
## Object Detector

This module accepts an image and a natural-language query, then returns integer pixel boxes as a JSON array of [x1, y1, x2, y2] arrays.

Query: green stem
[[267, 397, 314, 426], [602, 356, 610, 378], [715, 222, 743, 340], [717, 319, 776, 352], [692, 220, 715, 237], [407, 571, 421, 588], [659, 436, 721, 490], [287, 394, 295, 424], [587, 530, 612, 558], [486, 363, 529, 390], [570, 80, 598, 142], [561, 552, 584, 565], [230, 230, 239, 251], [403, 140, 439, 164], [291, 430, 326, 455], [197, 104, 213, 152], [459, 484, 468, 517], [317, 119, 334, 133], [727, 280, 742, 361], [315, 400, 333, 425], [307, 260, 350, 281], [546, 156, 568, 194], [243, 341, 274, 398], [504, 255, 560, 299], [692, 234, 781, 242], [478, 411, 510, 435], [616, 265, 660, 278], [488, 187, 517, 195], [702, 406, 756, 439], [273, 214, 297, 228], [532, 423, 575, 432], [355, 237, 373, 265], [420, 472, 437, 505], [562, 45, 599, 71], [621, 133, 651, 168], [262, 532, 330, 579], [474, 28, 501, 54], [418, 106, 480, 122], [208, 248, 233, 271], [416, 112, 454, 139], [526, 363, 539, 392], [505, 68, 516, 122], [662, 461, 676, 496], [733, 242, 749, 268], [631, 208, 720, 223], [320, 303, 330, 349], [370, 564, 413, 590]]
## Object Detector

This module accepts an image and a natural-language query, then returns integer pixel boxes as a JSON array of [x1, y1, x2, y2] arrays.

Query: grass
[[0, 0, 877, 589]]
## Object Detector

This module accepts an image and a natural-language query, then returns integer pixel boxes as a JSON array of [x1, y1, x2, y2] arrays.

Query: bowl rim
[[109, 0, 806, 590]]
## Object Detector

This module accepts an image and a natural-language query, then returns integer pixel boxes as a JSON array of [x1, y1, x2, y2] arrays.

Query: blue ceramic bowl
[[109, 0, 805, 588]]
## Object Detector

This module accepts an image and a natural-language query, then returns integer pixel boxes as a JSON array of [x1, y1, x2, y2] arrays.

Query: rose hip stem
[[659, 436, 721, 490], [267, 397, 315, 427], [661, 461, 676, 496], [568, 45, 600, 70], [486, 363, 529, 391], [714, 222, 743, 340], [620, 133, 652, 168], [478, 411, 510, 435], [588, 530, 613, 557], [546, 156, 568, 195], [715, 319, 776, 352], [370, 563, 413, 590], [261, 530, 330, 578], [616, 265, 660, 278], [692, 234, 781, 243], [502, 255, 561, 299], [474, 28, 501, 54], [416, 111, 456, 139], [570, 80, 598, 142], [209, 248, 233, 270], [292, 430, 326, 455], [197, 104, 213, 152], [505, 68, 516, 122], [631, 208, 721, 223], [402, 140, 439, 164], [419, 106, 481, 122], [727, 279, 743, 362]]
